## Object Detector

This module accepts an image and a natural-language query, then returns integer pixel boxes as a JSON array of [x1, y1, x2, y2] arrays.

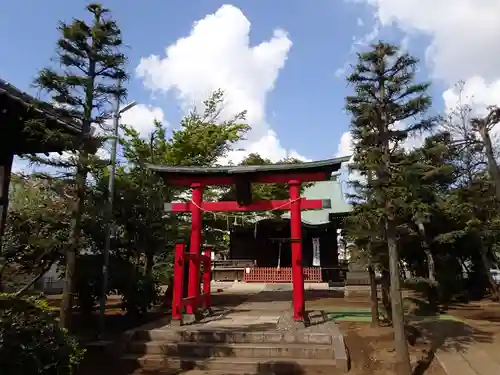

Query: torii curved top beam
[[147, 155, 351, 186]]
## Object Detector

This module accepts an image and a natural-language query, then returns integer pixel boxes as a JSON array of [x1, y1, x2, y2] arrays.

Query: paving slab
[[203, 314, 280, 328], [437, 349, 477, 375], [461, 345, 500, 375], [424, 319, 500, 375]]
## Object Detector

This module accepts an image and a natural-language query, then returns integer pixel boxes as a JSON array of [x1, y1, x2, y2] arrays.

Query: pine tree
[[30, 3, 127, 329], [401, 132, 455, 284], [346, 42, 437, 375]]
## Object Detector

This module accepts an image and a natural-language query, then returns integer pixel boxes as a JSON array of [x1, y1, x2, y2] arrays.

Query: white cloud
[[336, 131, 353, 157], [443, 77, 500, 117], [342, 0, 500, 156], [359, 0, 500, 85], [221, 129, 311, 165], [119, 104, 166, 136], [136, 4, 306, 163], [351, 1, 500, 111], [335, 17, 380, 78]]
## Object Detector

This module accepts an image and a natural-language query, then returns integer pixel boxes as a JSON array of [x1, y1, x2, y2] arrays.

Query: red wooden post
[[172, 242, 185, 322], [289, 180, 305, 322], [203, 247, 212, 308], [186, 183, 204, 315]]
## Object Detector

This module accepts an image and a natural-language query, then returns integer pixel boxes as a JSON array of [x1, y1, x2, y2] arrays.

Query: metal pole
[[99, 91, 121, 337]]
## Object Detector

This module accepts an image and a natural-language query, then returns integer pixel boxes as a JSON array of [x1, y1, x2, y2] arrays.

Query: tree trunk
[[416, 221, 436, 283], [163, 276, 174, 307], [0, 263, 6, 292], [368, 264, 379, 327], [59, 161, 87, 330], [478, 125, 500, 201], [478, 243, 500, 299], [145, 251, 154, 278], [386, 217, 412, 375], [381, 269, 391, 321]]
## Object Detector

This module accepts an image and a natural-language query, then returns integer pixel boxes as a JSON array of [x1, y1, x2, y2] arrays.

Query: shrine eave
[[148, 155, 351, 185], [0, 78, 83, 154]]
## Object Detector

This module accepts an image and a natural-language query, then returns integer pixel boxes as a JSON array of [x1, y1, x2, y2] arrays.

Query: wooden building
[[0, 78, 87, 249]]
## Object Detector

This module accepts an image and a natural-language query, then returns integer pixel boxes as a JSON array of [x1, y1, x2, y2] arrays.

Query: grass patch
[[327, 310, 373, 322], [324, 307, 463, 322]]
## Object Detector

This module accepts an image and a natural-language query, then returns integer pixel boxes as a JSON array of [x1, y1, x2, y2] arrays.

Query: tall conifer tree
[[346, 42, 436, 374], [31, 3, 127, 329]]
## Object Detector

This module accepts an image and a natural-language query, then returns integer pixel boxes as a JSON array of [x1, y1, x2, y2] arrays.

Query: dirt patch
[[304, 290, 372, 310], [307, 297, 371, 310], [338, 322, 446, 375]]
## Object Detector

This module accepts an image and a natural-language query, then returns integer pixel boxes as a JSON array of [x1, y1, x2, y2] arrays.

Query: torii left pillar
[[186, 183, 204, 321], [289, 180, 305, 323]]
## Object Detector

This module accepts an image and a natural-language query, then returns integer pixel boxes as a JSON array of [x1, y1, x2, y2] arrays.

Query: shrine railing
[[212, 259, 255, 269], [243, 267, 322, 283], [172, 242, 212, 324]]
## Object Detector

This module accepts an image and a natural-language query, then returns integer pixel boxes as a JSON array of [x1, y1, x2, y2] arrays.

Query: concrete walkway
[[417, 320, 500, 375]]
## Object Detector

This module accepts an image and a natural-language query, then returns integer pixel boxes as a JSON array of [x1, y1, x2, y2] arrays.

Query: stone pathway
[[417, 320, 500, 375], [201, 312, 281, 328]]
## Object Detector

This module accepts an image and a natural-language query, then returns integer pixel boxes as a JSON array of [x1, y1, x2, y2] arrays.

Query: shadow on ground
[[78, 288, 351, 375], [412, 319, 494, 375], [80, 321, 312, 375]]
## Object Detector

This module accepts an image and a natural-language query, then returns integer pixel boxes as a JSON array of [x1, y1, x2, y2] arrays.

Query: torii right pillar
[[289, 179, 305, 323]]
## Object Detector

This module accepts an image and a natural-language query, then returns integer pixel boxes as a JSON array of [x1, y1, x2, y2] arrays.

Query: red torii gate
[[149, 157, 348, 324]]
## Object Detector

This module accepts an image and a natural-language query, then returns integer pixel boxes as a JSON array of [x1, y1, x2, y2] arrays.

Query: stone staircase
[[120, 326, 348, 374]]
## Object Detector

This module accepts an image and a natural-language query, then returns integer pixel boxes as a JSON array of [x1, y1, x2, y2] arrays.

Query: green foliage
[[0, 294, 84, 375], [73, 254, 161, 317], [1, 175, 71, 293], [345, 42, 437, 268], [165, 89, 250, 166], [120, 274, 160, 317], [222, 153, 308, 202]]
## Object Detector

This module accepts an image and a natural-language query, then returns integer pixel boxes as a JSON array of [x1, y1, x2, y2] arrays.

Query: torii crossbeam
[[149, 156, 349, 325]]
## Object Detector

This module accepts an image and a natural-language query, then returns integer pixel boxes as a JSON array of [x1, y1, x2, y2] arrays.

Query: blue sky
[[2, 0, 498, 170]]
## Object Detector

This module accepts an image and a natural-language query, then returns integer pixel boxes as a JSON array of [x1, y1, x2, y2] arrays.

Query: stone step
[[121, 354, 340, 374], [128, 341, 336, 360], [136, 329, 333, 345]]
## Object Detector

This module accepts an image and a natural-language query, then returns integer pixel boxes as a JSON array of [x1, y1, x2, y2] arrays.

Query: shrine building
[[218, 178, 352, 283]]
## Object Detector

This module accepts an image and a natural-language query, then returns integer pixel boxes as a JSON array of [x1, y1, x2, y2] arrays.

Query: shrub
[[0, 293, 84, 375], [121, 274, 160, 317], [404, 277, 440, 312]]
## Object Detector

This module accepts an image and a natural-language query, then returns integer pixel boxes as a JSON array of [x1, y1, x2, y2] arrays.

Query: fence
[[242, 267, 322, 283]]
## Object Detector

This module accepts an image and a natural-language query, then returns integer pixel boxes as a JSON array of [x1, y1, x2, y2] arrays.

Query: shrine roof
[[0, 78, 84, 154], [148, 156, 350, 183]]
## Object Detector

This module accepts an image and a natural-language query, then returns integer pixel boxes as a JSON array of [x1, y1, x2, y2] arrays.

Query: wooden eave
[[148, 156, 351, 186], [0, 78, 84, 154]]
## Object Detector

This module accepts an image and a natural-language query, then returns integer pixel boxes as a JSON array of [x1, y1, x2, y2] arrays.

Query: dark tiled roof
[[148, 156, 351, 176], [0, 78, 81, 133]]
